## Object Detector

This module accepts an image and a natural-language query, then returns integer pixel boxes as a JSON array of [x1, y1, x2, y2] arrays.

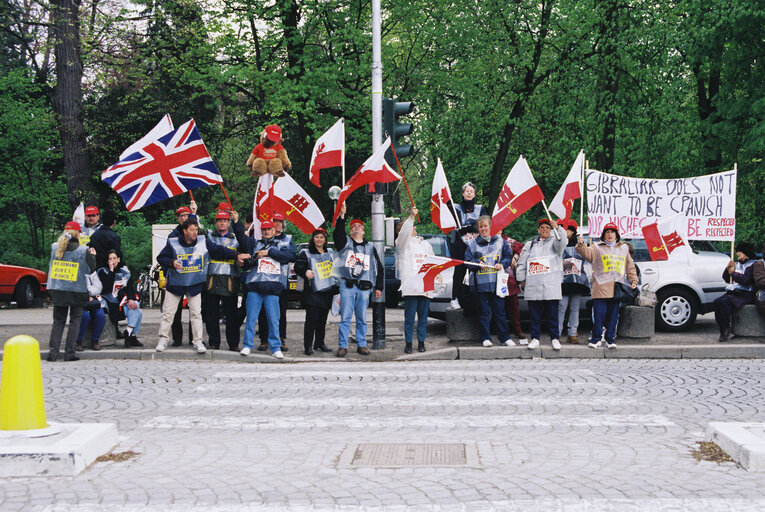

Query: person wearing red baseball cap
[[255, 212, 295, 352], [294, 227, 338, 355], [557, 218, 590, 345], [167, 202, 199, 347], [79, 206, 101, 246], [46, 220, 97, 362], [576, 223, 638, 348], [515, 218, 568, 350], [332, 203, 384, 357], [236, 217, 295, 359], [205, 209, 243, 351]]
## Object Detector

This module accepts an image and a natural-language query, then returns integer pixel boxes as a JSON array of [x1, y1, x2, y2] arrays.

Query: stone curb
[[3, 343, 765, 362]]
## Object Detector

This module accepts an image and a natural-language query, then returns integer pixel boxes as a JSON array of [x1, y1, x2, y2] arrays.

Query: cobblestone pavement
[[2, 359, 765, 511]]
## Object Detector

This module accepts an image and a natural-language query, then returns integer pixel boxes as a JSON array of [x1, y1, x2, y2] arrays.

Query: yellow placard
[[210, 259, 235, 265], [601, 254, 625, 274], [478, 255, 499, 274], [315, 260, 333, 280], [79, 234, 91, 245], [178, 253, 204, 273], [289, 282, 297, 290], [50, 260, 79, 282]]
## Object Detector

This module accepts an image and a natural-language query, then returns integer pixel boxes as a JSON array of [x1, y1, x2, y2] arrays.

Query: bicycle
[[136, 264, 162, 308]]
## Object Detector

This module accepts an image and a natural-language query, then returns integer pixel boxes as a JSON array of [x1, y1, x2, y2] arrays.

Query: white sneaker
[[240, 347, 251, 356], [272, 350, 284, 359], [503, 339, 516, 346], [588, 340, 602, 348], [482, 339, 493, 347], [606, 342, 617, 349], [155, 341, 167, 352], [449, 299, 461, 310], [519, 338, 529, 345], [527, 339, 540, 349], [551, 339, 561, 350], [194, 342, 207, 354]]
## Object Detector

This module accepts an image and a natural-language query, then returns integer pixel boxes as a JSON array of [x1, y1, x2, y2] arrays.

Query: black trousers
[[304, 305, 330, 350], [714, 294, 735, 330], [259, 288, 288, 343], [205, 294, 240, 350], [49, 305, 83, 357]]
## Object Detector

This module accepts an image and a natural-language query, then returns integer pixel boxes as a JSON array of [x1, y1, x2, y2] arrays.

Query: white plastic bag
[[495, 268, 509, 298], [330, 293, 341, 317]]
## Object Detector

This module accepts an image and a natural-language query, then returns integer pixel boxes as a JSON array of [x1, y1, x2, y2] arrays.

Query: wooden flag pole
[[389, 142, 420, 223], [219, 183, 233, 210], [188, 189, 194, 203], [541, 199, 561, 240], [580, 153, 586, 230]]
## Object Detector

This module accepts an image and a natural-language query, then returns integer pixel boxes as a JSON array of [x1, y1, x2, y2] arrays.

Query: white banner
[[586, 169, 737, 241]]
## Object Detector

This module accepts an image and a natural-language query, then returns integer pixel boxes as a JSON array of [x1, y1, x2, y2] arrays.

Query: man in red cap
[[166, 202, 198, 346], [205, 209, 243, 351], [332, 204, 384, 357], [235, 219, 295, 359], [79, 206, 101, 246], [256, 212, 295, 352]]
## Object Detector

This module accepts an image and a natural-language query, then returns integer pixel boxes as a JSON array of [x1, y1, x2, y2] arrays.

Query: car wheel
[[655, 287, 697, 332], [14, 278, 36, 308]]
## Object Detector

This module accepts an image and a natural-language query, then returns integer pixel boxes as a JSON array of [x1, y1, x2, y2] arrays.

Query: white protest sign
[[586, 169, 736, 241]]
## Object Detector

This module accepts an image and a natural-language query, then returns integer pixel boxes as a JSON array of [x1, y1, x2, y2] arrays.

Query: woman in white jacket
[[395, 207, 434, 353]]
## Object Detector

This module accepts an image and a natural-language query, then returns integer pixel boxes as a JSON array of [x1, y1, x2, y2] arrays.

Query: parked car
[[0, 263, 47, 307]]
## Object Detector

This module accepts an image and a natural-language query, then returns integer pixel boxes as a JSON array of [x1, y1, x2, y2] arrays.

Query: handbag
[[635, 284, 657, 307], [613, 281, 639, 305]]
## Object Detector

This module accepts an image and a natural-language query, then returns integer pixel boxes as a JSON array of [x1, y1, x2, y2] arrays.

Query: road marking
[[142, 414, 675, 429], [174, 396, 635, 407], [213, 369, 596, 378], [194, 381, 615, 391]]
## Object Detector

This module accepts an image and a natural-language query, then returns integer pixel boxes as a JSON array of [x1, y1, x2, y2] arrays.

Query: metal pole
[[371, 0, 385, 349]]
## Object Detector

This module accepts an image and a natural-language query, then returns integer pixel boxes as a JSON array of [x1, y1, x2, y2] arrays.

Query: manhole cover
[[339, 443, 480, 468]]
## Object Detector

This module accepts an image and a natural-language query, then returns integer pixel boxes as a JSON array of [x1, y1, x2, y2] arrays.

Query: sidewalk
[[1, 305, 763, 361]]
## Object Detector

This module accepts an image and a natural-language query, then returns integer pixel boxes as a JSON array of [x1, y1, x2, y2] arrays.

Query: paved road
[[2, 359, 765, 511]]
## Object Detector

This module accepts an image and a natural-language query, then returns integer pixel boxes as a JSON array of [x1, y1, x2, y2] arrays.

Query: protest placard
[[586, 169, 736, 241]]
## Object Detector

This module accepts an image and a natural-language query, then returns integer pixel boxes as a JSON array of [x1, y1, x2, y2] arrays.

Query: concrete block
[[603, 345, 682, 359], [394, 347, 458, 361], [141, 350, 213, 361], [0, 423, 118, 477], [706, 422, 765, 471], [446, 309, 480, 342], [682, 344, 765, 359], [732, 305, 765, 338], [617, 306, 655, 339], [81, 349, 142, 360], [458, 346, 537, 360], [541, 346, 604, 359]]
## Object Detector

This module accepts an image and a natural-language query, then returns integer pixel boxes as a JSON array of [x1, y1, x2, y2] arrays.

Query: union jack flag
[[102, 119, 222, 211]]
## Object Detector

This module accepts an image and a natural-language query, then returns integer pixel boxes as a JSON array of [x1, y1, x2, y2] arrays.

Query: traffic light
[[370, 98, 415, 194]]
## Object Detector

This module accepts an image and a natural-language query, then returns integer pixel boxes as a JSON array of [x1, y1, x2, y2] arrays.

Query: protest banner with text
[[586, 169, 737, 241]]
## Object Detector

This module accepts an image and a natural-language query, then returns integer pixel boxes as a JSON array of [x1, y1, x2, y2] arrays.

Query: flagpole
[[541, 199, 561, 240], [390, 142, 420, 223], [188, 189, 194, 203], [730, 162, 737, 283], [429, 255, 491, 269], [219, 183, 233, 209], [580, 152, 586, 229], [441, 159, 463, 231]]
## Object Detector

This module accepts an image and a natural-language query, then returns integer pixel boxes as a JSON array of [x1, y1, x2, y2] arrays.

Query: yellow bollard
[[0, 335, 48, 431]]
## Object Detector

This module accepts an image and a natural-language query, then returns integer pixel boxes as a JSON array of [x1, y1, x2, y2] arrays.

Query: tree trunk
[[50, 0, 92, 209], [594, 0, 620, 173], [693, 58, 722, 171]]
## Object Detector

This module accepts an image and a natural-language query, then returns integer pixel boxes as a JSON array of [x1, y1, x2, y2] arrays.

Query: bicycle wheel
[[136, 273, 150, 307]]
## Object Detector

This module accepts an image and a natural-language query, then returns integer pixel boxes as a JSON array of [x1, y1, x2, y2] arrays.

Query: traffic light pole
[[371, 0, 386, 349]]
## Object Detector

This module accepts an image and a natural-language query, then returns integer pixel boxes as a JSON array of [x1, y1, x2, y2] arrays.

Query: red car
[[0, 264, 47, 308]]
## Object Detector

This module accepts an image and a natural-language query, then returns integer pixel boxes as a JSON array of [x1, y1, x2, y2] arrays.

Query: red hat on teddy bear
[[265, 125, 282, 143]]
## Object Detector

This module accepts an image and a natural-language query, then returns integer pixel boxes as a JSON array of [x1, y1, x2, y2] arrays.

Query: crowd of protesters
[[45, 191, 764, 361]]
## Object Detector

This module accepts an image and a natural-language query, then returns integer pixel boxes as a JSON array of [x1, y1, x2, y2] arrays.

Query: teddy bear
[[246, 124, 291, 177]]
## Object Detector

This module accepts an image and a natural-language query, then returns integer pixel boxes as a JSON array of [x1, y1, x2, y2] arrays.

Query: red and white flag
[[309, 118, 344, 188], [549, 150, 584, 220], [490, 156, 545, 236], [271, 172, 325, 234], [417, 256, 464, 293], [332, 138, 402, 226], [255, 173, 274, 223], [642, 216, 692, 262], [430, 158, 458, 235]]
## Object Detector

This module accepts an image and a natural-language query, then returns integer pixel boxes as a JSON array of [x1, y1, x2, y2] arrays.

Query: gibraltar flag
[[271, 172, 325, 234], [255, 173, 274, 222], [549, 150, 584, 220], [641, 216, 692, 262], [490, 156, 545, 236], [417, 256, 464, 293], [309, 118, 344, 188], [332, 138, 402, 226], [430, 158, 457, 234]]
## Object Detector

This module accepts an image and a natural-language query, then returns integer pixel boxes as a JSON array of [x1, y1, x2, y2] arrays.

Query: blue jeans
[[404, 296, 430, 344], [558, 294, 582, 336], [477, 292, 510, 343], [528, 300, 560, 340], [243, 292, 281, 352], [77, 307, 106, 342], [338, 284, 370, 349], [123, 305, 143, 334], [592, 298, 620, 343]]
